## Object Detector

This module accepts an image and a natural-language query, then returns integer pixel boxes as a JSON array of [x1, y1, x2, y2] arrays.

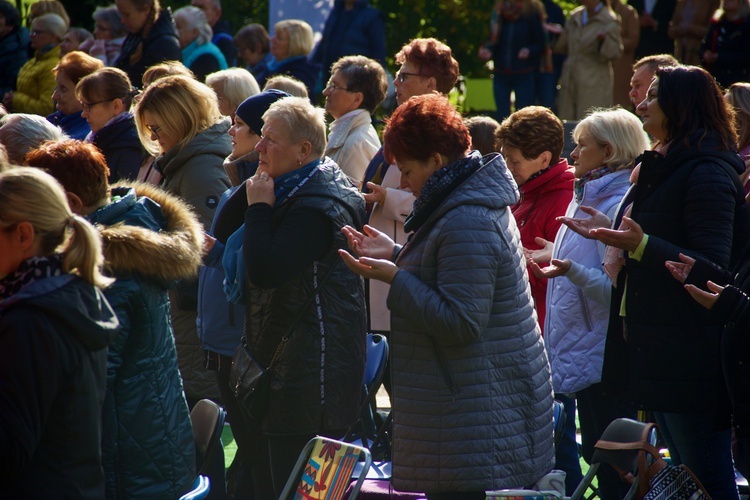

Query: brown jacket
[[668, 0, 720, 65], [612, 1, 640, 110]]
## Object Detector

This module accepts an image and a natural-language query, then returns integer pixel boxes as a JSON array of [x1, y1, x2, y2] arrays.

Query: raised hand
[[524, 237, 554, 263], [684, 280, 725, 310], [341, 224, 396, 260], [557, 206, 612, 239], [338, 249, 399, 283], [529, 258, 572, 279], [589, 216, 644, 253], [362, 182, 386, 205], [665, 253, 696, 284]]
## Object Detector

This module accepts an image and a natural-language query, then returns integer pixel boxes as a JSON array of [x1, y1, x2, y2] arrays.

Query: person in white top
[[322, 55, 385, 187]]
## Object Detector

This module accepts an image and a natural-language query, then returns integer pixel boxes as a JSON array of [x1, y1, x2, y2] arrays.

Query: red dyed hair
[[25, 140, 110, 206], [383, 94, 470, 164], [395, 38, 459, 94]]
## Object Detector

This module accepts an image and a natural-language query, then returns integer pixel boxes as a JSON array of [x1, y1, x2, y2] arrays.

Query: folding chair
[[344, 334, 389, 453], [569, 418, 659, 500], [279, 436, 373, 500], [190, 399, 227, 500], [553, 399, 566, 450]]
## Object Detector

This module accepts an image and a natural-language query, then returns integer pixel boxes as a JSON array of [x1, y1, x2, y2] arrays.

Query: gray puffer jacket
[[387, 152, 554, 493]]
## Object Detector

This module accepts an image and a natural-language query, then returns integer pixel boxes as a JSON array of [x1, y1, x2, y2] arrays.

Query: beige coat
[[325, 109, 381, 189], [612, 1, 640, 110], [668, 0, 720, 65], [367, 164, 414, 331], [555, 5, 623, 120]]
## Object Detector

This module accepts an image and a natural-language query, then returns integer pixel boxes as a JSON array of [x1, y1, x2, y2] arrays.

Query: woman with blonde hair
[[114, 0, 180, 86], [174, 6, 227, 82], [255, 19, 318, 96], [134, 74, 230, 408], [48, 51, 104, 140], [3, 13, 67, 115], [206, 67, 260, 119], [0, 167, 118, 497], [530, 107, 649, 499], [77, 67, 145, 182], [141, 60, 194, 88], [725, 82, 750, 195]]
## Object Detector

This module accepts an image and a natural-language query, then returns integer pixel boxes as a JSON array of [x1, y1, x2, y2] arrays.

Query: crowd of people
[[1, 0, 750, 499]]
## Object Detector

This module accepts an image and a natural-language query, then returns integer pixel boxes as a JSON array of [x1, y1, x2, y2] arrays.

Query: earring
[[297, 158, 302, 166]]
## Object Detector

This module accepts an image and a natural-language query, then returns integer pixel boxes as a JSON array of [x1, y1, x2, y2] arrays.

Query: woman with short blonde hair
[[254, 19, 318, 96], [206, 67, 260, 118]]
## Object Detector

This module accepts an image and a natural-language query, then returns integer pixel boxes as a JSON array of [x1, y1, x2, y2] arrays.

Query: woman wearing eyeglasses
[[322, 55, 387, 188], [3, 13, 66, 115], [77, 67, 145, 183], [134, 74, 231, 408], [47, 51, 103, 141]]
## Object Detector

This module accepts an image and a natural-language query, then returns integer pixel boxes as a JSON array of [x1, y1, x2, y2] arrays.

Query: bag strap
[[244, 260, 338, 369]]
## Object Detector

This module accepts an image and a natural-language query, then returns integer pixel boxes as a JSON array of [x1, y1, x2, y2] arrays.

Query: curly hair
[[496, 106, 563, 163], [383, 94, 470, 164], [395, 38, 459, 94]]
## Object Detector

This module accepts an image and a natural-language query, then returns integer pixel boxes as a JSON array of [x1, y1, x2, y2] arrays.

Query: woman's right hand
[[341, 224, 396, 260], [557, 206, 611, 239]]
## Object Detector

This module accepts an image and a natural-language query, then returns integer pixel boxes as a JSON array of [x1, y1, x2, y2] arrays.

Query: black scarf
[[404, 151, 483, 233], [0, 255, 64, 302]]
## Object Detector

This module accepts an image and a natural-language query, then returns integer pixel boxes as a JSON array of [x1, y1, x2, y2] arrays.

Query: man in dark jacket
[[192, 0, 236, 66], [0, 1, 28, 96]]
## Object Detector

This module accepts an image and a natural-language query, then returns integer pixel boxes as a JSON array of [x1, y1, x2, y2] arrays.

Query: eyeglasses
[[395, 71, 426, 83], [30, 29, 49, 36], [80, 99, 114, 112], [147, 124, 162, 139], [325, 81, 351, 93]]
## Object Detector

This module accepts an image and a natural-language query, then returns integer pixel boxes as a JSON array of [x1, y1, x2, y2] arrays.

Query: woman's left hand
[[589, 216, 644, 253], [524, 237, 554, 263], [338, 249, 398, 284], [246, 170, 275, 206], [529, 258, 572, 279], [683, 280, 724, 310]]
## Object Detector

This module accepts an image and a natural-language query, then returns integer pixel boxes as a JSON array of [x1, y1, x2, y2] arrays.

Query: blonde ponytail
[[62, 214, 114, 288]]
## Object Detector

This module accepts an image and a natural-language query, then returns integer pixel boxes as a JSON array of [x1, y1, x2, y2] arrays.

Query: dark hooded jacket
[[88, 183, 202, 499], [0, 274, 118, 498], [115, 8, 181, 86], [91, 113, 146, 183]]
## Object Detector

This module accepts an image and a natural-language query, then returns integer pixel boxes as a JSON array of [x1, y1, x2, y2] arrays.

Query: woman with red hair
[[340, 93, 554, 497]]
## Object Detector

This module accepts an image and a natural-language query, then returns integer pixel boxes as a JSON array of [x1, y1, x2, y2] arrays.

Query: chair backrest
[[190, 399, 226, 474], [591, 418, 659, 479], [179, 475, 210, 500], [552, 399, 566, 450], [279, 436, 373, 500], [363, 333, 388, 389]]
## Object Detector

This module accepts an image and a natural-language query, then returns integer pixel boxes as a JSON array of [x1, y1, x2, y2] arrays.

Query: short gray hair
[[263, 97, 326, 159], [573, 108, 651, 171], [206, 68, 261, 113], [93, 5, 127, 39], [0, 114, 68, 164], [174, 6, 212, 45]]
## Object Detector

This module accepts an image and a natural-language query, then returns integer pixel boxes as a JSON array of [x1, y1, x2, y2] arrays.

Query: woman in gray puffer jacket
[[340, 94, 554, 497]]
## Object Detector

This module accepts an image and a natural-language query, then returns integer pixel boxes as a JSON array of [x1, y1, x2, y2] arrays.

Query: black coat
[[628, 0, 678, 58], [0, 27, 29, 95], [115, 9, 181, 87], [242, 159, 367, 435], [701, 14, 750, 89], [0, 275, 117, 498], [602, 133, 745, 415], [92, 114, 146, 183]]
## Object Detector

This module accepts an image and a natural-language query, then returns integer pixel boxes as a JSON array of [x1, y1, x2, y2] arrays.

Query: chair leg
[[569, 464, 600, 500]]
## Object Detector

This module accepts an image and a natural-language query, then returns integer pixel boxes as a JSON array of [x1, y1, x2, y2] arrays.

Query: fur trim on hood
[[98, 181, 205, 283]]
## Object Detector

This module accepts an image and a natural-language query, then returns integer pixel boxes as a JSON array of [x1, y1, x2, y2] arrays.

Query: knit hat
[[235, 89, 290, 135]]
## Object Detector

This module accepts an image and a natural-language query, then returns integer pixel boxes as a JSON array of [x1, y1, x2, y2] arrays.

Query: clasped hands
[[338, 224, 398, 284]]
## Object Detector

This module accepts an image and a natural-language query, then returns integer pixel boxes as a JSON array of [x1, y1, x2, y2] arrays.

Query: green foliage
[[56, 0, 575, 79]]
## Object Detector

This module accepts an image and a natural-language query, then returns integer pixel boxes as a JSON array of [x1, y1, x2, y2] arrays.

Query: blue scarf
[[0, 255, 64, 302], [222, 160, 322, 303]]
